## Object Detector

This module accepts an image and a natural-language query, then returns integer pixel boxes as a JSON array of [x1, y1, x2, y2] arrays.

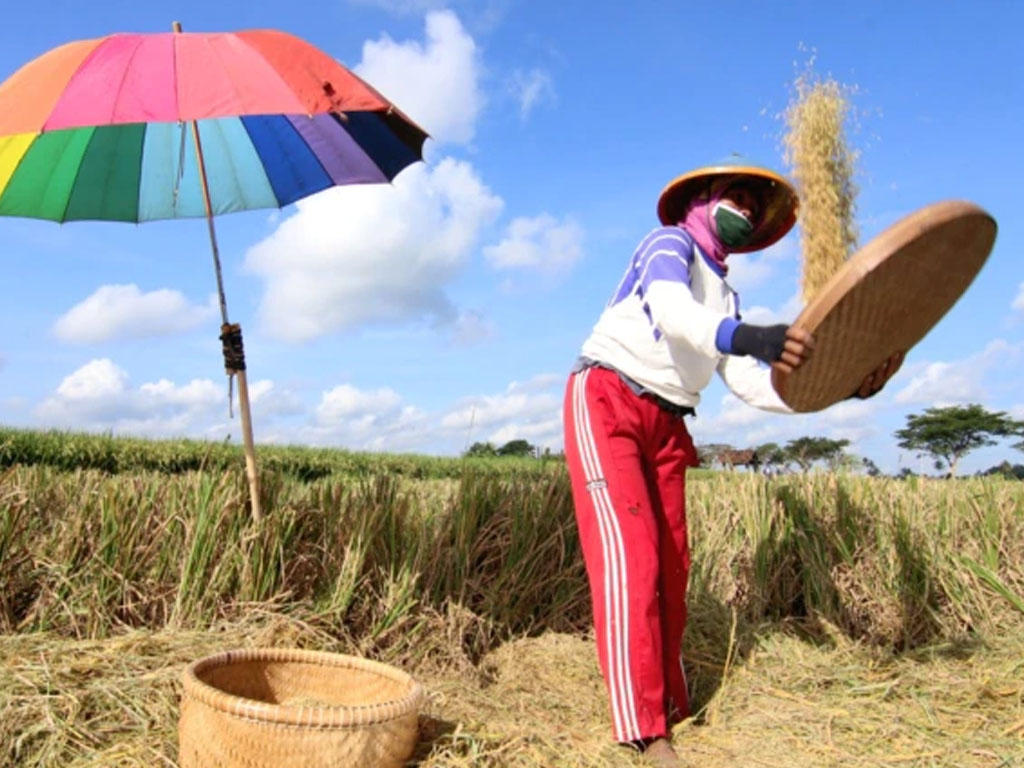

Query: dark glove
[[731, 323, 789, 365]]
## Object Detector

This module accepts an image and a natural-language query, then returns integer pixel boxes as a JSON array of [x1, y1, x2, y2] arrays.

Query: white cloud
[[484, 214, 583, 279], [354, 10, 483, 146], [35, 358, 226, 437], [139, 378, 221, 408], [892, 340, 1019, 407], [697, 393, 774, 434], [893, 360, 982, 406], [450, 309, 495, 345], [315, 384, 403, 423], [489, 415, 561, 448], [25, 357, 570, 453], [246, 380, 305, 420], [440, 374, 563, 449], [53, 284, 215, 343], [54, 358, 128, 401], [297, 375, 563, 452], [1013, 282, 1024, 313], [305, 384, 430, 451], [509, 68, 555, 120], [691, 378, 891, 453], [727, 233, 799, 295], [245, 157, 502, 342], [739, 291, 803, 326]]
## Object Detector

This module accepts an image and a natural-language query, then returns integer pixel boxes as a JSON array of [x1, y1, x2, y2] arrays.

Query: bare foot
[[643, 737, 683, 767]]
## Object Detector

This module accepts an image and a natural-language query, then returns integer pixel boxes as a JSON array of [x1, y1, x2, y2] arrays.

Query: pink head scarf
[[680, 192, 728, 273]]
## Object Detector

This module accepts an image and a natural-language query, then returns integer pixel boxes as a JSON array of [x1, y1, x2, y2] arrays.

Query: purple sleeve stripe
[[635, 226, 680, 254], [638, 250, 691, 291], [637, 231, 691, 261], [715, 317, 741, 354]]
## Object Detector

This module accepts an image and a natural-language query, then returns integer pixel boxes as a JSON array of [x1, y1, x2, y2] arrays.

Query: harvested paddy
[[2, 616, 1021, 767], [2, 433, 1022, 766]]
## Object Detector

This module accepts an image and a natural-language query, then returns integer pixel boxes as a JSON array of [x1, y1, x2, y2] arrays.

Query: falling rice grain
[[783, 69, 860, 304]]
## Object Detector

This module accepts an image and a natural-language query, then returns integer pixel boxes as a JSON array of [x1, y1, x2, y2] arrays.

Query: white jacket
[[580, 225, 792, 414]]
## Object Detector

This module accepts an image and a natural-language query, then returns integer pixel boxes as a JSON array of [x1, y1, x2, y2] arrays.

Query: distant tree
[[464, 441, 497, 458], [695, 443, 735, 468], [755, 442, 788, 472], [496, 439, 536, 457], [862, 457, 882, 477], [784, 436, 851, 472], [833, 453, 864, 473], [894, 404, 1024, 478], [981, 461, 1024, 480]]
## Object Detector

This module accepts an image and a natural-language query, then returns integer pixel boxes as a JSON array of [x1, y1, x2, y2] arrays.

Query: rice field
[[1, 432, 1022, 766]]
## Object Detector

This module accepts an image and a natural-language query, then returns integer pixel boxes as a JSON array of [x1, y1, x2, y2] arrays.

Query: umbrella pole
[[176, 22, 262, 522]]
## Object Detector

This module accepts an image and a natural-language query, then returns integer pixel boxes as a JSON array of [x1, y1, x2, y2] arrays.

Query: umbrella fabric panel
[[0, 134, 35, 195], [138, 119, 279, 221], [0, 39, 102, 135], [0, 128, 95, 221], [47, 35, 177, 131], [0, 114, 398, 222], [234, 30, 390, 116], [0, 31, 398, 134], [285, 113, 389, 187], [64, 123, 144, 222], [240, 115, 333, 209], [170, 33, 310, 123], [342, 111, 424, 180]]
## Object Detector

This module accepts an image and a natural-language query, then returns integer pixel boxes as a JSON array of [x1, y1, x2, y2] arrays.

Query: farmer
[[562, 161, 903, 766]]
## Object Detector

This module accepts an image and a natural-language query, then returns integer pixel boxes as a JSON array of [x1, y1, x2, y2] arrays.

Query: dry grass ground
[[2, 456, 1022, 767], [2, 614, 1021, 767]]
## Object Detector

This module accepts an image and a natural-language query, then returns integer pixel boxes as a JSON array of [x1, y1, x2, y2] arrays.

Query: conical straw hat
[[657, 158, 799, 253]]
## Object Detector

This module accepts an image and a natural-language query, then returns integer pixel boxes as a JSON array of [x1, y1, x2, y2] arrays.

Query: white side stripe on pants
[[572, 370, 641, 741]]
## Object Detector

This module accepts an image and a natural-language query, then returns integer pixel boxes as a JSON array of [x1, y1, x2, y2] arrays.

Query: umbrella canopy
[[0, 27, 429, 521], [0, 29, 428, 221]]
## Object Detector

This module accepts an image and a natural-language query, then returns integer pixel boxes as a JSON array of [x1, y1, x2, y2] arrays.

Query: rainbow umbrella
[[0, 24, 428, 518]]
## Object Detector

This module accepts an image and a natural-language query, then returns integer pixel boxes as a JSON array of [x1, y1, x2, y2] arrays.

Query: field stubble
[[1, 459, 1022, 767]]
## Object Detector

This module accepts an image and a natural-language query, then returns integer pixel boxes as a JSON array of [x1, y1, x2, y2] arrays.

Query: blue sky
[[1, 1, 1022, 475]]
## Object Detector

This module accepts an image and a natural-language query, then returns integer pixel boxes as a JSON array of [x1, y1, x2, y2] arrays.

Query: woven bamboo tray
[[179, 648, 424, 768], [771, 200, 997, 412]]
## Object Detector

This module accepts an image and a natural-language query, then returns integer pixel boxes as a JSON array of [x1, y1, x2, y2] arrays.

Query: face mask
[[712, 202, 755, 248]]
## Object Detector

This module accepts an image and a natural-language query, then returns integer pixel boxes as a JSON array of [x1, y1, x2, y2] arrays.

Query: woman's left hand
[[852, 351, 905, 399]]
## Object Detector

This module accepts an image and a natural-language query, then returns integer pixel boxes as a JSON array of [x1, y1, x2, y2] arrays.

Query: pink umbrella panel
[[0, 29, 428, 222]]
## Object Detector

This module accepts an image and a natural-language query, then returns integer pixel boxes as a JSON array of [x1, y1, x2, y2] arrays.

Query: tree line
[[464, 404, 1024, 478], [699, 404, 1024, 478]]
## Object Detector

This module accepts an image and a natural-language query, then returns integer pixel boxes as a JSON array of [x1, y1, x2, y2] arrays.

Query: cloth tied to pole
[[220, 323, 246, 417]]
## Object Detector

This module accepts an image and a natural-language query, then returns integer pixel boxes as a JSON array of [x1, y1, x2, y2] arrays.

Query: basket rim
[[770, 199, 996, 411], [181, 647, 424, 729]]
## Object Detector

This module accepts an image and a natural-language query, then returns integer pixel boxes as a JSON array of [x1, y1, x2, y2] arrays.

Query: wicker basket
[[179, 648, 424, 768]]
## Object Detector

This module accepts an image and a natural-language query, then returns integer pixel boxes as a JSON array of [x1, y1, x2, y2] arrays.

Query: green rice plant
[[958, 555, 1024, 615], [0, 425, 560, 481], [1, 450, 1022, 659]]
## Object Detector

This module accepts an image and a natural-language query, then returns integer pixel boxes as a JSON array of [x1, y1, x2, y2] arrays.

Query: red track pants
[[564, 366, 696, 742]]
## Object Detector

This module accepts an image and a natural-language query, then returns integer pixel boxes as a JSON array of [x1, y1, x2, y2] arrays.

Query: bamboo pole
[[173, 21, 262, 522]]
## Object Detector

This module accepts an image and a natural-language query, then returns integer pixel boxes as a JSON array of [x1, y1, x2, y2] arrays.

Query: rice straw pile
[[783, 67, 860, 304], [3, 616, 1022, 767]]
